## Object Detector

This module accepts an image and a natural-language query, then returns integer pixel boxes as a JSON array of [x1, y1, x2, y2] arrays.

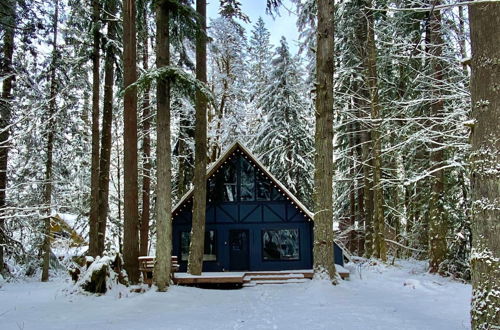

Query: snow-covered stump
[[75, 254, 128, 295]]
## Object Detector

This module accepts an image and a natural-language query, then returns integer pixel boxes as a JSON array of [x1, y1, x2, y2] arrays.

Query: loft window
[[181, 230, 217, 261], [262, 229, 300, 261], [223, 159, 237, 201], [256, 173, 271, 201], [240, 157, 255, 201]]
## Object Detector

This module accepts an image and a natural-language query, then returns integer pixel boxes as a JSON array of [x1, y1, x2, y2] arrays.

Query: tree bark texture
[[312, 0, 336, 281], [0, 0, 15, 274], [364, 2, 387, 261], [122, 0, 140, 283], [187, 0, 208, 276], [139, 5, 151, 257], [469, 3, 500, 328], [42, 0, 59, 282], [427, 5, 447, 274], [89, 0, 101, 258], [97, 0, 117, 256], [154, 0, 172, 291], [352, 3, 374, 258]]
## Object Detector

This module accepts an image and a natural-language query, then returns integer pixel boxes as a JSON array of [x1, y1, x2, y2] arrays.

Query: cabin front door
[[229, 229, 249, 271]]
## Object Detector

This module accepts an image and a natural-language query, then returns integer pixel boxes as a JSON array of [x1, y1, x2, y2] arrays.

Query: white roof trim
[[172, 141, 314, 220]]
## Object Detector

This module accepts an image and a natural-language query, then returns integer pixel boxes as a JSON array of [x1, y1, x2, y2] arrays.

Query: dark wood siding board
[[216, 204, 238, 223], [263, 204, 286, 222], [240, 204, 261, 222], [206, 204, 216, 223], [287, 205, 305, 222]]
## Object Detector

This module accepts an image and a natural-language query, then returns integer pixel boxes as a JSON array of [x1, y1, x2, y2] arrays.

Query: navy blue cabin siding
[[172, 145, 343, 272]]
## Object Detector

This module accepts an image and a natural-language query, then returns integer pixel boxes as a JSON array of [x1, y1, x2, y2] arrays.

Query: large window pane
[[256, 174, 271, 201], [241, 158, 255, 201], [262, 229, 300, 261], [181, 230, 217, 261], [223, 159, 237, 201]]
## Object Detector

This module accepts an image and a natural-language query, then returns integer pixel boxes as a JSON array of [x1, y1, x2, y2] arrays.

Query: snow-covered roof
[[172, 141, 314, 220]]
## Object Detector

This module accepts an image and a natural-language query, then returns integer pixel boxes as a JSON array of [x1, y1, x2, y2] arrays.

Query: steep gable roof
[[172, 141, 313, 220]]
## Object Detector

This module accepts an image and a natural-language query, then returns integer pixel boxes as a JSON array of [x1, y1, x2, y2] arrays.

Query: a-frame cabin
[[172, 142, 344, 272]]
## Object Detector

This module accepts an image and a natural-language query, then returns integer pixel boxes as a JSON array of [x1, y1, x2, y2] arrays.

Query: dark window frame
[[261, 228, 301, 262], [180, 230, 217, 262]]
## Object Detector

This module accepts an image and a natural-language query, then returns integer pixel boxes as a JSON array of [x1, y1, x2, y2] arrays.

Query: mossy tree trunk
[[97, 0, 118, 256], [42, 0, 59, 282], [187, 0, 208, 276], [363, 0, 386, 261], [139, 0, 151, 257], [123, 0, 140, 284], [469, 2, 500, 328], [313, 0, 337, 282], [427, 3, 447, 274], [154, 0, 172, 291], [89, 0, 101, 258], [0, 0, 16, 275]]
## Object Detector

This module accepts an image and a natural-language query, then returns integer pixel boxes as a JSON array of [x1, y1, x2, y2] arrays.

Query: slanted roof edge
[[172, 140, 314, 220]]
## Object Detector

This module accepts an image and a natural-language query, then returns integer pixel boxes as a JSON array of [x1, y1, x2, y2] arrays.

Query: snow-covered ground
[[0, 260, 471, 330]]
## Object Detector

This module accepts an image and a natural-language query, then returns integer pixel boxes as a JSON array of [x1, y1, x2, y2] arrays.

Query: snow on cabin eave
[[171, 140, 314, 221]]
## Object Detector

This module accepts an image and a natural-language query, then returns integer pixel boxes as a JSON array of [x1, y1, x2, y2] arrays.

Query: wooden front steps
[[171, 268, 349, 286], [243, 272, 309, 286]]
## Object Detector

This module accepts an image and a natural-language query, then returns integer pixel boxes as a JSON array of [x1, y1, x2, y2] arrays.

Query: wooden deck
[[172, 268, 349, 286], [138, 256, 349, 286]]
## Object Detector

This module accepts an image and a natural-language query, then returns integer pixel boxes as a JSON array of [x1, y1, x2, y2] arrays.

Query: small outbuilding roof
[[172, 141, 314, 220]]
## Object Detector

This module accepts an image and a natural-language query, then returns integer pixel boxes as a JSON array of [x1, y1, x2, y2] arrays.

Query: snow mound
[[69, 254, 129, 298]]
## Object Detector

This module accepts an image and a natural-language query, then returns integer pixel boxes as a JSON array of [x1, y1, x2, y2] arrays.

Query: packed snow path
[[0, 260, 471, 330]]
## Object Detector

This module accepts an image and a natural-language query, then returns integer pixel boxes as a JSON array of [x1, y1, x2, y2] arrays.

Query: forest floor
[[0, 259, 471, 330]]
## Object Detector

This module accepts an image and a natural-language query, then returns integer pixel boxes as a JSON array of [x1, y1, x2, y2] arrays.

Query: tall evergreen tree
[[247, 17, 272, 105], [123, 0, 140, 283], [208, 16, 248, 161], [313, 0, 336, 281], [41, 0, 60, 282], [427, 2, 447, 274], [363, 0, 386, 261], [96, 0, 118, 256], [88, 0, 101, 258], [187, 0, 208, 276], [469, 2, 500, 328], [0, 0, 16, 274], [154, 0, 173, 291], [254, 37, 313, 207], [138, 0, 152, 257]]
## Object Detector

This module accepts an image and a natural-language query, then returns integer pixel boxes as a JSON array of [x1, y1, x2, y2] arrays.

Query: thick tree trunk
[[469, 3, 500, 328], [364, 2, 386, 261], [139, 6, 151, 257], [114, 124, 123, 254], [362, 129, 374, 258], [187, 0, 208, 276], [0, 0, 16, 275], [348, 122, 356, 253], [97, 0, 117, 256], [312, 0, 336, 281], [427, 5, 447, 274], [89, 0, 101, 258], [352, 3, 374, 258], [122, 0, 140, 283], [42, 0, 59, 282], [154, 0, 172, 291]]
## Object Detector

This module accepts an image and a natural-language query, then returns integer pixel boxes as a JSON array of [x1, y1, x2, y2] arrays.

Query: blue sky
[[206, 0, 300, 54]]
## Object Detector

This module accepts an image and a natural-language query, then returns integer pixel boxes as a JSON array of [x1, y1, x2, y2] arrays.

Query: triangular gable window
[[207, 150, 284, 203]]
